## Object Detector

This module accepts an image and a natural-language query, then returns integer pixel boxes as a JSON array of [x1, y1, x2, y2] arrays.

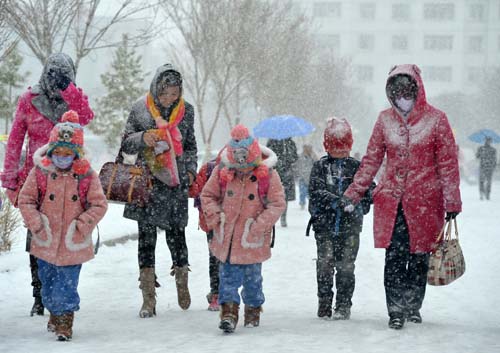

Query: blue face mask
[[52, 155, 75, 170]]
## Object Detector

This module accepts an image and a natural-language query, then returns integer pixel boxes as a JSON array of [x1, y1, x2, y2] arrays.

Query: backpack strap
[[35, 167, 48, 208]]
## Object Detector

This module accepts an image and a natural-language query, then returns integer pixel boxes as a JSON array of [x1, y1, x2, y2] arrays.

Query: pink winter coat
[[18, 145, 107, 266], [1, 83, 94, 191], [201, 146, 286, 264], [344, 64, 462, 253]]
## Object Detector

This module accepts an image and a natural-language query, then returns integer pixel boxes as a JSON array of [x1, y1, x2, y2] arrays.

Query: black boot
[[317, 298, 332, 319], [406, 310, 422, 323], [30, 296, 44, 316], [388, 313, 405, 330]]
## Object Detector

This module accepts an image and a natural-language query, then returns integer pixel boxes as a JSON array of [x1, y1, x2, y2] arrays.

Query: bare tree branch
[[3, 0, 160, 70]]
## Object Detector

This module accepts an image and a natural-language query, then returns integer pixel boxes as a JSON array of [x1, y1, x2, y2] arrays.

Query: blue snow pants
[[37, 259, 82, 315], [218, 262, 265, 307]]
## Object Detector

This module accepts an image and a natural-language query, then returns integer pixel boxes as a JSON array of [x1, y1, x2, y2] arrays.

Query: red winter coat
[[201, 146, 286, 264], [18, 145, 107, 266], [344, 64, 462, 253], [1, 83, 94, 191]]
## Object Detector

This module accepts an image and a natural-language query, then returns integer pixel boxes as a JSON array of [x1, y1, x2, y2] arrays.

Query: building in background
[[295, 0, 500, 110]]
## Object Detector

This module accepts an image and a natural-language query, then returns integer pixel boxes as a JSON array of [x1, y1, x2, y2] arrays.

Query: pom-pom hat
[[46, 110, 84, 158], [226, 124, 262, 169], [323, 117, 353, 153]]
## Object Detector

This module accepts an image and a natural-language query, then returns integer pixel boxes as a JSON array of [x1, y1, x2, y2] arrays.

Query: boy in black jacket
[[308, 118, 375, 320]]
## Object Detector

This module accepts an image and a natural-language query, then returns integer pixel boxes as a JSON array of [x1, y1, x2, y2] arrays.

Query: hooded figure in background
[[1, 53, 94, 317], [119, 64, 197, 318], [341, 64, 462, 330], [266, 137, 298, 227]]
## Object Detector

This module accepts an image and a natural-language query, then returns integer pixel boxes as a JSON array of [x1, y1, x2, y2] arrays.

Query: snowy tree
[[89, 35, 145, 147], [161, 0, 311, 156], [3, 0, 158, 70], [0, 0, 17, 62], [0, 43, 29, 133]]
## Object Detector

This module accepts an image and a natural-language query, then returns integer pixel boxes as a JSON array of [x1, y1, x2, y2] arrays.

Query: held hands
[[338, 196, 355, 213], [445, 211, 459, 221]]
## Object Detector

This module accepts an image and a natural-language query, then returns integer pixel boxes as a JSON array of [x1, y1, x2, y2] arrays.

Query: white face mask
[[395, 97, 414, 113]]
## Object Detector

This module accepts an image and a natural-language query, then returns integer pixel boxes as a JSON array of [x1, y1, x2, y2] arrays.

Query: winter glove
[[445, 211, 459, 221], [339, 196, 355, 213], [55, 74, 72, 90], [48, 68, 72, 90]]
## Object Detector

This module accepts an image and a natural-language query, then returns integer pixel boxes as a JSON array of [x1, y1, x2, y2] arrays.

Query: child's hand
[[339, 196, 355, 213]]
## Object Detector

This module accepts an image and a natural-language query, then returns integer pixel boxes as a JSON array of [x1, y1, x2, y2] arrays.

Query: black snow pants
[[138, 221, 189, 269], [384, 204, 429, 317], [315, 231, 360, 310], [206, 231, 220, 294]]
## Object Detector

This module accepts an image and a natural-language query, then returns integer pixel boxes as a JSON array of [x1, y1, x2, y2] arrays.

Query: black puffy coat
[[120, 65, 197, 229], [308, 155, 375, 235]]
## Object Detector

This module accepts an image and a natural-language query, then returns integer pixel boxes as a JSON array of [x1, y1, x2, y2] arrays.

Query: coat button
[[250, 175, 257, 182], [72, 195, 78, 201], [248, 194, 255, 200], [49, 194, 55, 201], [51, 173, 57, 180], [227, 190, 234, 197]]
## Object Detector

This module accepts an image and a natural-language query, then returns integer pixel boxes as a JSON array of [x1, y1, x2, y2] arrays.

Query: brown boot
[[170, 266, 191, 310], [139, 267, 157, 318], [55, 312, 74, 341], [219, 302, 239, 333], [47, 312, 56, 332], [244, 305, 262, 327]]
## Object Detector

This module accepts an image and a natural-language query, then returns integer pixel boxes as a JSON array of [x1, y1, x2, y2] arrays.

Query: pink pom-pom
[[61, 110, 79, 124], [72, 158, 90, 175], [41, 157, 52, 167], [230, 124, 250, 141]]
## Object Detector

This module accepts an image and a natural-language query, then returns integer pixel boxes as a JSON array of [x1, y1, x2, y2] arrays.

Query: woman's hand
[[143, 131, 160, 147]]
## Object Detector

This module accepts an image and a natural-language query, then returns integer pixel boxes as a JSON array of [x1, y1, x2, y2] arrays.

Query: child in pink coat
[[18, 110, 107, 341], [201, 125, 285, 333]]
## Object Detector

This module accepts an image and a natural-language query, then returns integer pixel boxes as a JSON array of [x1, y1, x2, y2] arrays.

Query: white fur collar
[[220, 144, 277, 169]]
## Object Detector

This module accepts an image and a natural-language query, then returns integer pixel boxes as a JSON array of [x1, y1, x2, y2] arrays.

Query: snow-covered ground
[[0, 181, 499, 353]]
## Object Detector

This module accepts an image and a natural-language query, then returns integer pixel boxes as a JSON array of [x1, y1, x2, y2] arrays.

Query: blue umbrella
[[468, 129, 500, 143], [253, 115, 315, 139]]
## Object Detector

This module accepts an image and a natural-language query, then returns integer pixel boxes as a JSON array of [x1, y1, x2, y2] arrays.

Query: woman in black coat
[[266, 138, 298, 227], [120, 64, 197, 317]]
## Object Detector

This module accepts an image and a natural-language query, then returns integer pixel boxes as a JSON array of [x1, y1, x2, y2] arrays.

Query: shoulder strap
[[35, 167, 48, 207], [77, 173, 92, 210], [257, 168, 272, 207]]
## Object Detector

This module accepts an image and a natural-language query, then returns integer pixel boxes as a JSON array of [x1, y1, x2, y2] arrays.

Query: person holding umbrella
[[476, 136, 497, 200]]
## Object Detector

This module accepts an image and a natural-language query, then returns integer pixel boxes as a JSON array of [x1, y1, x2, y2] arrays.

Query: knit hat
[[46, 110, 84, 158], [226, 124, 262, 169], [323, 117, 353, 153]]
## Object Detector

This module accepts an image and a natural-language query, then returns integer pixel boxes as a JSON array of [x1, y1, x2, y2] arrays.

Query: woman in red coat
[[342, 64, 462, 330]]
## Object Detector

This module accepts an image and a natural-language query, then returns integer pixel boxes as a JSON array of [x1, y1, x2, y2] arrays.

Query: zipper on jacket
[[331, 160, 344, 237]]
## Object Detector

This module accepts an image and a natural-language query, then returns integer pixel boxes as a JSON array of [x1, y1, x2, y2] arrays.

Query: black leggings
[[138, 221, 189, 268]]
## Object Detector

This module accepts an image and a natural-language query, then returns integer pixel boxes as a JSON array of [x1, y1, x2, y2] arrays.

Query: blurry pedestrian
[[341, 64, 462, 330], [201, 125, 285, 333], [476, 137, 497, 200], [296, 144, 317, 210], [1, 53, 94, 317], [18, 110, 107, 341], [308, 118, 374, 320], [266, 138, 298, 226], [119, 64, 197, 317]]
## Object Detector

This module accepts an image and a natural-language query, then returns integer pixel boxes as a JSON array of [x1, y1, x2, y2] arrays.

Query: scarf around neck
[[144, 92, 185, 187]]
